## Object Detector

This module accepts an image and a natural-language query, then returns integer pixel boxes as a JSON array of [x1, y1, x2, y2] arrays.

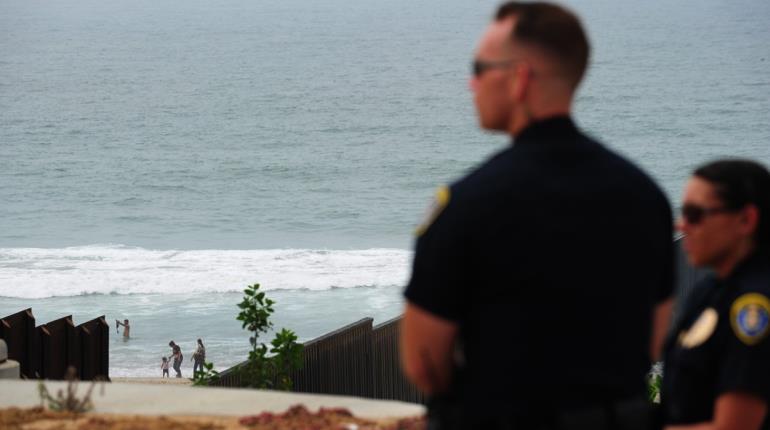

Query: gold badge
[[730, 293, 770, 346], [678, 308, 718, 349], [415, 186, 450, 236]]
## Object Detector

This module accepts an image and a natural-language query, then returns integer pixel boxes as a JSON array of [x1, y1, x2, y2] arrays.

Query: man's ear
[[510, 62, 531, 102]]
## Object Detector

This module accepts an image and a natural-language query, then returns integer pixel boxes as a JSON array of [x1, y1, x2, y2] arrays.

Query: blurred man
[[401, 2, 674, 429]]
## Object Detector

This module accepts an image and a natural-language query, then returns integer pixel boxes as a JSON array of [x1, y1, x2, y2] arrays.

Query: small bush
[[38, 367, 103, 413], [192, 361, 219, 386], [195, 283, 302, 389]]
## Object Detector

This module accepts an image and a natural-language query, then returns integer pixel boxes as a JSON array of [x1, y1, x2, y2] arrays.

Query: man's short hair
[[496, 2, 590, 89]]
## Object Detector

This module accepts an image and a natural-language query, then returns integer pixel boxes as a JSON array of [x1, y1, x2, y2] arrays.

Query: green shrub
[[194, 282, 303, 389], [192, 361, 219, 386], [235, 283, 303, 390]]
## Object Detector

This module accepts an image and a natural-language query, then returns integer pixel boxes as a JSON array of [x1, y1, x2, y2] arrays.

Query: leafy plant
[[233, 283, 303, 390], [270, 328, 304, 391], [237, 283, 275, 358], [192, 361, 220, 386]]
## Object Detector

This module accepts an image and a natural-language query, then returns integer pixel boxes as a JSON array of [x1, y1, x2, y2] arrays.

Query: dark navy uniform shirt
[[405, 116, 674, 423], [662, 252, 770, 429]]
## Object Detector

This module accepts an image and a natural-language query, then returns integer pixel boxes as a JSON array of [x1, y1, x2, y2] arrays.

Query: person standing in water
[[115, 319, 130, 339]]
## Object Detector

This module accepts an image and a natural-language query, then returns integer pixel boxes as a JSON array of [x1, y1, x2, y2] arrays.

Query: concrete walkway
[[0, 380, 425, 419]]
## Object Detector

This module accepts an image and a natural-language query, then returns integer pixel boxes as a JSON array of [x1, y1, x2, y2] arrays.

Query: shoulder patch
[[415, 186, 451, 236], [678, 308, 718, 349], [730, 293, 770, 346]]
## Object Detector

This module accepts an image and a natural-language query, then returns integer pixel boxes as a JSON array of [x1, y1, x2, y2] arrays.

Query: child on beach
[[161, 357, 170, 378]]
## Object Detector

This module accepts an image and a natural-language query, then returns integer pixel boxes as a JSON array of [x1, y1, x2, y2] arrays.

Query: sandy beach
[[110, 377, 193, 386]]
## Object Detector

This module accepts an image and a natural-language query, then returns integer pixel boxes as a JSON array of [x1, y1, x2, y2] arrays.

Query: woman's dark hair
[[694, 159, 770, 250]]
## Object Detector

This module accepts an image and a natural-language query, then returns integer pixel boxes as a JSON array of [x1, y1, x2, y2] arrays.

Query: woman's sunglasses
[[680, 203, 737, 225]]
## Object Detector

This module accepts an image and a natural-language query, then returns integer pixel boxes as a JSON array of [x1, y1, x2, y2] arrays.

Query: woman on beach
[[169, 340, 183, 378], [661, 160, 770, 430], [192, 338, 206, 376]]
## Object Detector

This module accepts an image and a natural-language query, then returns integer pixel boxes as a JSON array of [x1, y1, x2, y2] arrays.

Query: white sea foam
[[0, 245, 412, 299]]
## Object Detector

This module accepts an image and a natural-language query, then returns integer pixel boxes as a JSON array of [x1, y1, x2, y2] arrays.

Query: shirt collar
[[512, 115, 578, 146], [722, 250, 770, 286]]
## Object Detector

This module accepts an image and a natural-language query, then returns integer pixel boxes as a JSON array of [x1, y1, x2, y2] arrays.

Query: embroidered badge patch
[[415, 186, 450, 236], [730, 293, 770, 346], [678, 308, 718, 349]]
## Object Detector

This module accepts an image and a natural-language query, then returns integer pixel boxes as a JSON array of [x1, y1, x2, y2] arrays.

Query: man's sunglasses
[[472, 59, 515, 78], [680, 203, 737, 225]]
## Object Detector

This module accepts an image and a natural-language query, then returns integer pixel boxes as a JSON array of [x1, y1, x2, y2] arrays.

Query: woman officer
[[662, 159, 770, 430]]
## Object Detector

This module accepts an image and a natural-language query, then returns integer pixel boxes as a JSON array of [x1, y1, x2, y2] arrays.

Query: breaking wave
[[0, 245, 411, 299]]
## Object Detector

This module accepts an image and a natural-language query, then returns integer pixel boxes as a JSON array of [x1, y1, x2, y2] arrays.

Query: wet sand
[[110, 377, 193, 386]]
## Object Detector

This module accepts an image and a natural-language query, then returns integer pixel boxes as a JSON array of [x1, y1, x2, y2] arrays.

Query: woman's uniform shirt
[[662, 253, 770, 428]]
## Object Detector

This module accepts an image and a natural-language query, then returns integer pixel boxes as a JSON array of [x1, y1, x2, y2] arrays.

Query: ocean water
[[1, 0, 769, 376]]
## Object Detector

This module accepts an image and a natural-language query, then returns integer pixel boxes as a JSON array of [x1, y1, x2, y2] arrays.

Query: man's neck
[[509, 107, 571, 136]]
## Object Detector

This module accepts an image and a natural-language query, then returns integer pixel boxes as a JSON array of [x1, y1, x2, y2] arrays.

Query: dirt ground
[[1, 405, 426, 430]]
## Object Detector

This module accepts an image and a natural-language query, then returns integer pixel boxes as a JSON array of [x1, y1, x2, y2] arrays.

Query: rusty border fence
[[290, 318, 374, 397], [211, 317, 425, 403], [78, 317, 110, 380], [0, 309, 36, 378], [371, 316, 424, 403], [0, 310, 110, 381], [37, 315, 80, 380]]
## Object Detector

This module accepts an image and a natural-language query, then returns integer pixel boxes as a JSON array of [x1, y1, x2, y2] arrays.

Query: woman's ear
[[739, 204, 760, 237]]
